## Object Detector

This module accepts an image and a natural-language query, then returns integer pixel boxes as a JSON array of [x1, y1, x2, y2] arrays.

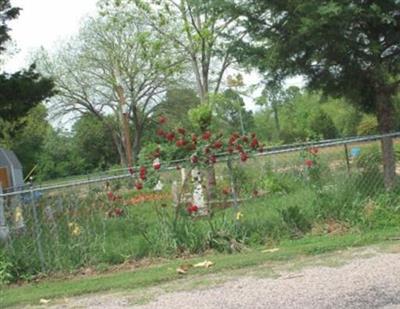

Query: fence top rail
[[1, 131, 399, 197]]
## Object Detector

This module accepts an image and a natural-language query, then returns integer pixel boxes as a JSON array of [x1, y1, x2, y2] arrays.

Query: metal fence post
[[30, 185, 46, 273], [227, 158, 239, 211], [344, 143, 351, 174], [0, 186, 9, 242]]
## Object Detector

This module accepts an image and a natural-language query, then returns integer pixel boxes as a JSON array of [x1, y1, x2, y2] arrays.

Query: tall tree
[[37, 13, 180, 164], [0, 1, 53, 130], [229, 0, 400, 188], [100, 0, 238, 105]]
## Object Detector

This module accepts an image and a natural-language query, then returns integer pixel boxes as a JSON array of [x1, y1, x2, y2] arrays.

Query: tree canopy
[[0, 0, 53, 136], [227, 0, 400, 187]]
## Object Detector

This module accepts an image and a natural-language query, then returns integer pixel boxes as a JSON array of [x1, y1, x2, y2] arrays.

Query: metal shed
[[0, 148, 24, 191]]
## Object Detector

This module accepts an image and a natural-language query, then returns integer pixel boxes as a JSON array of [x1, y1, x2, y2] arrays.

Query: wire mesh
[[0, 133, 399, 277]]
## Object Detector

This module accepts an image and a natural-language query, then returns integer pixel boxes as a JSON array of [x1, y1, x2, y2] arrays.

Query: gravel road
[[45, 246, 400, 309]]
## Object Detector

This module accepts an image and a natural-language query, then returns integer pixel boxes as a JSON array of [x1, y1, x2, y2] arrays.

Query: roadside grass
[[2, 226, 400, 308]]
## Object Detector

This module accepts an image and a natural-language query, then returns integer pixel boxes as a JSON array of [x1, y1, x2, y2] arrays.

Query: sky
[[2, 0, 303, 118], [3, 0, 98, 73]]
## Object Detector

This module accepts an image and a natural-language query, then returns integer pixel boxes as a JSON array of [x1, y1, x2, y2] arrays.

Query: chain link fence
[[0, 132, 399, 279]]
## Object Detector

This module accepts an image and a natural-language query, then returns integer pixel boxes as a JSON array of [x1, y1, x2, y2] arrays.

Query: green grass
[[2, 226, 400, 308]]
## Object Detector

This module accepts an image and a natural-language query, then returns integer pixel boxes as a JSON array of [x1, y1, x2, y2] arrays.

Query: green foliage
[[310, 109, 338, 139], [322, 99, 362, 137], [188, 104, 213, 131], [232, 0, 400, 115], [155, 88, 200, 130], [72, 114, 120, 170], [10, 104, 51, 175], [280, 206, 311, 237], [212, 89, 255, 135], [0, 251, 13, 285], [356, 114, 379, 136], [273, 92, 340, 142], [36, 130, 87, 180], [0, 65, 54, 124], [0, 0, 20, 52]]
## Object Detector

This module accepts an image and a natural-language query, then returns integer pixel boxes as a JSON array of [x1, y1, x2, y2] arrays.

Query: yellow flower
[[68, 222, 81, 236], [15, 207, 23, 223], [236, 211, 243, 221]]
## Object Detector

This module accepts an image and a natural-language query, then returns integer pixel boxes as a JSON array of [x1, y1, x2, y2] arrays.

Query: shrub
[[0, 251, 13, 285]]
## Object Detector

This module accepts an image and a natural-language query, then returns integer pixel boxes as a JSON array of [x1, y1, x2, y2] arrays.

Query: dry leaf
[[176, 263, 192, 274], [262, 248, 279, 253], [193, 260, 214, 268], [39, 298, 51, 304], [176, 267, 187, 274]]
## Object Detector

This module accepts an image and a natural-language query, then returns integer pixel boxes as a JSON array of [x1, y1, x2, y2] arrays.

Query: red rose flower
[[250, 138, 259, 149], [213, 140, 223, 149], [139, 166, 147, 180], [176, 139, 186, 147], [191, 155, 199, 164], [166, 132, 175, 142], [229, 133, 239, 145], [153, 158, 161, 170], [114, 208, 124, 217], [156, 128, 165, 137], [187, 204, 199, 214], [177, 127, 186, 135], [305, 159, 313, 168], [240, 152, 249, 162], [135, 182, 143, 190], [158, 116, 167, 124], [202, 131, 212, 140], [128, 166, 135, 175], [107, 191, 117, 201], [209, 155, 217, 164]]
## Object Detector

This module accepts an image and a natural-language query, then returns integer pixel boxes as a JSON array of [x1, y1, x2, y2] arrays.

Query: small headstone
[[191, 168, 207, 215], [154, 180, 164, 192]]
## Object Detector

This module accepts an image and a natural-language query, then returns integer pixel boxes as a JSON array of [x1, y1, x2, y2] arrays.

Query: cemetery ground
[[2, 228, 400, 308]]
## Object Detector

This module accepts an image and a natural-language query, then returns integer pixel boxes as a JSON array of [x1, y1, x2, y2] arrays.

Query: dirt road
[[44, 245, 400, 309]]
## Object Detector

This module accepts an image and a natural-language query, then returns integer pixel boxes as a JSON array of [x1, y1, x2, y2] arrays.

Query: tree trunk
[[132, 125, 142, 164], [271, 101, 280, 140], [376, 91, 396, 189], [106, 124, 126, 166]]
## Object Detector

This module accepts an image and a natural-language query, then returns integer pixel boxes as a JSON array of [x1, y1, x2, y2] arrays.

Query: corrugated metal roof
[[0, 148, 22, 169]]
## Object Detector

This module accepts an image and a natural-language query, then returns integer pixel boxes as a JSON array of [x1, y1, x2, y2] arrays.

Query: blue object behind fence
[[351, 147, 361, 158]]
